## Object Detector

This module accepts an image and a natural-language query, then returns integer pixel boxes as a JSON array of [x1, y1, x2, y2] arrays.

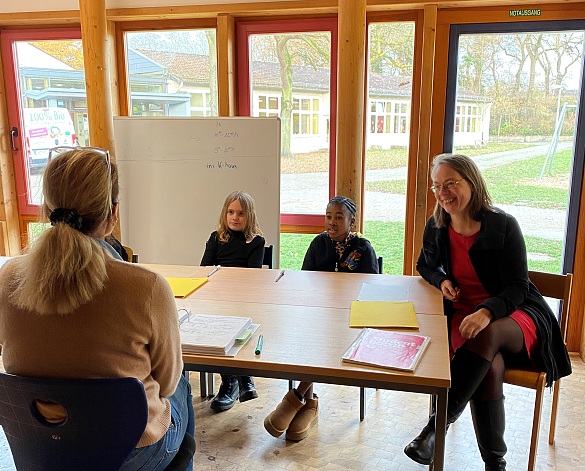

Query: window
[[237, 19, 338, 223], [363, 20, 417, 275], [124, 29, 218, 118]]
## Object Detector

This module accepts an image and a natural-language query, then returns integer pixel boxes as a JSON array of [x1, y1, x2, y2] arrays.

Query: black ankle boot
[[238, 375, 258, 402], [210, 375, 239, 412], [404, 349, 492, 465], [470, 398, 507, 471]]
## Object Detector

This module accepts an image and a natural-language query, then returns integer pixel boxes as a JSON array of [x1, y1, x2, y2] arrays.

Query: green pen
[[255, 334, 264, 355]]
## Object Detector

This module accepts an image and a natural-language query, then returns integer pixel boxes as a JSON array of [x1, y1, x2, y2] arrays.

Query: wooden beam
[[336, 0, 366, 228], [79, 0, 116, 154], [411, 5, 437, 274], [217, 14, 237, 116]]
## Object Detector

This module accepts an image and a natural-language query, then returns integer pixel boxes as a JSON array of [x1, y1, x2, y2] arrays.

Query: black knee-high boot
[[404, 349, 492, 465], [470, 398, 507, 471]]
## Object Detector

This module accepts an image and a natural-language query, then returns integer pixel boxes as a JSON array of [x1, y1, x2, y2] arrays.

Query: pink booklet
[[342, 328, 430, 372]]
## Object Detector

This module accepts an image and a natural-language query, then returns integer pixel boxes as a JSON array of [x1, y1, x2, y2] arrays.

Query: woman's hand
[[440, 279, 460, 302], [459, 308, 493, 339]]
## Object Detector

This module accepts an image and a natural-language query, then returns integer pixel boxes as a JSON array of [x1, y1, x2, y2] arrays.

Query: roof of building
[[28, 41, 487, 102]]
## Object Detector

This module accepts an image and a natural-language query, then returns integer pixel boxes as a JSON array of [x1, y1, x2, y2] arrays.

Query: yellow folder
[[165, 277, 209, 298], [349, 301, 419, 329]]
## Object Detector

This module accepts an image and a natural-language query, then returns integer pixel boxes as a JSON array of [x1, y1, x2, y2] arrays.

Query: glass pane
[[125, 30, 218, 117], [249, 32, 332, 215], [15, 40, 88, 206], [453, 31, 584, 273], [364, 22, 416, 275]]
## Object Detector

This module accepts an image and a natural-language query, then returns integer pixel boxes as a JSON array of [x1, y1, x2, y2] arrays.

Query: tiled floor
[[191, 354, 585, 471], [2, 354, 585, 470]]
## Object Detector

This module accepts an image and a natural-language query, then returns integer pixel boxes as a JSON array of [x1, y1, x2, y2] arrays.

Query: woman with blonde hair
[[201, 190, 265, 412], [0, 147, 195, 470]]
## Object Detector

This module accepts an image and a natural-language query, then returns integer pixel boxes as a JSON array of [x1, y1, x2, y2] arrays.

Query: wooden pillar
[[412, 5, 438, 273], [336, 0, 366, 228], [217, 14, 237, 117], [0, 51, 22, 255], [79, 0, 115, 154]]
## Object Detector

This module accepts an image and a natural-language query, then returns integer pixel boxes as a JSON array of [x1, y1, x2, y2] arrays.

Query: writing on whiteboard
[[207, 161, 238, 169], [214, 146, 235, 153], [214, 130, 239, 138]]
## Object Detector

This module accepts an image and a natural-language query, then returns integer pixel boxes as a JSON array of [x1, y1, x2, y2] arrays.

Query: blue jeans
[[120, 375, 195, 471]]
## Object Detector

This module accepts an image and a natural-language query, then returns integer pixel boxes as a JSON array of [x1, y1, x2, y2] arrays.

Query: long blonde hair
[[217, 191, 263, 243], [11, 148, 118, 315]]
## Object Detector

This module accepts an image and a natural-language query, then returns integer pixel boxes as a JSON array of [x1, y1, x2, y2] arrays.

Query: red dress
[[448, 226, 538, 358]]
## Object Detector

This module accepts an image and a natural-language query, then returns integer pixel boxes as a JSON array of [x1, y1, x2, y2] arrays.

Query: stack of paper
[[180, 314, 254, 356]]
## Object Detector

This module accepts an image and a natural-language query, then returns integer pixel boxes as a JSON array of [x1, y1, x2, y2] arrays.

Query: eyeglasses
[[430, 179, 463, 193], [48, 146, 111, 174]]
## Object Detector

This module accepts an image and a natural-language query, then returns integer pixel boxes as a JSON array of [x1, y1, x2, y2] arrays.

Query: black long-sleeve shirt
[[200, 230, 265, 268], [301, 232, 379, 273]]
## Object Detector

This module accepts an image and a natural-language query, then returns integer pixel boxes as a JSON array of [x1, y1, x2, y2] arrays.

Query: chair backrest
[[0, 373, 147, 471], [123, 245, 139, 263], [263, 245, 274, 269], [528, 270, 572, 340], [377, 256, 383, 274]]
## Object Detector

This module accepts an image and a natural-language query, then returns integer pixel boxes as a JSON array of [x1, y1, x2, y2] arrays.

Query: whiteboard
[[113, 117, 281, 266]]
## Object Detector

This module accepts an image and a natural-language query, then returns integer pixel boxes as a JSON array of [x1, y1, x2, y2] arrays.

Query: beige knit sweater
[[0, 256, 183, 448]]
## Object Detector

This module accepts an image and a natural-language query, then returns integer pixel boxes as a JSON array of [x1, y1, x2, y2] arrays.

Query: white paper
[[179, 314, 252, 355], [357, 283, 410, 302]]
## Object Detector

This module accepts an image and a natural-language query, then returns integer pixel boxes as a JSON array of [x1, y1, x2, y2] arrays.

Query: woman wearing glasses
[[403, 153, 571, 470], [0, 147, 195, 470]]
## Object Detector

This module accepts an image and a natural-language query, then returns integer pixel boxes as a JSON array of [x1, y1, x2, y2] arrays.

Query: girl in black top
[[264, 196, 379, 442], [200, 191, 265, 412]]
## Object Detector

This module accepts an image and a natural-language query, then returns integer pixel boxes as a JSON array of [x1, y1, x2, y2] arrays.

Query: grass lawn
[[280, 142, 568, 274], [280, 224, 562, 274]]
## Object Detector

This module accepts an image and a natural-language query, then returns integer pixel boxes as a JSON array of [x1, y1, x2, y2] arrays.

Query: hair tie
[[49, 208, 83, 231]]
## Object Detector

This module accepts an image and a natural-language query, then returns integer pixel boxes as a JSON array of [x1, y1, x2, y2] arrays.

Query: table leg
[[431, 389, 448, 471], [199, 372, 208, 397]]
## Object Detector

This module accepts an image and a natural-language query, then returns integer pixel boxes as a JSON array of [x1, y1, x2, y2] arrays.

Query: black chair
[[0, 372, 195, 471], [263, 245, 274, 269]]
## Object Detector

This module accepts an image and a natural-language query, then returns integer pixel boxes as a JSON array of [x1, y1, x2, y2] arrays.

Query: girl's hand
[[440, 279, 460, 302], [459, 308, 493, 339]]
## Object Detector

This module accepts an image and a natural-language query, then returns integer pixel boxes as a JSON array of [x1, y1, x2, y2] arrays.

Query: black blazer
[[416, 209, 571, 385]]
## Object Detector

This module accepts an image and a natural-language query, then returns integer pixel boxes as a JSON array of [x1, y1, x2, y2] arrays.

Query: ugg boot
[[264, 389, 305, 438], [404, 349, 491, 465], [470, 398, 507, 471], [286, 394, 318, 441], [210, 374, 239, 412], [238, 376, 258, 402]]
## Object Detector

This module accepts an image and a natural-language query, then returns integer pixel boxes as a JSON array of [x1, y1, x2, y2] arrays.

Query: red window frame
[[1, 28, 83, 217], [236, 18, 338, 227]]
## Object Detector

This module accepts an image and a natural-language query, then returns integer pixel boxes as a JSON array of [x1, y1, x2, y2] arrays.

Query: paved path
[[282, 142, 572, 241]]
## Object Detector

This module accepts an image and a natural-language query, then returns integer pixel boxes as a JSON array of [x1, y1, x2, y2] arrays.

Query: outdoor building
[[17, 42, 491, 153]]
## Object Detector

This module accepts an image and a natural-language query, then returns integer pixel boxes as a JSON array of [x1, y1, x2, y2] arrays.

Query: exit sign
[[509, 9, 541, 17]]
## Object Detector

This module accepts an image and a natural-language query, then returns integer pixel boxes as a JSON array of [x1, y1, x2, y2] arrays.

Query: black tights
[[458, 316, 527, 401]]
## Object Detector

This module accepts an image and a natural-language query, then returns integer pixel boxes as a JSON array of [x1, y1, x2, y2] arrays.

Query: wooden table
[[146, 265, 450, 471]]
